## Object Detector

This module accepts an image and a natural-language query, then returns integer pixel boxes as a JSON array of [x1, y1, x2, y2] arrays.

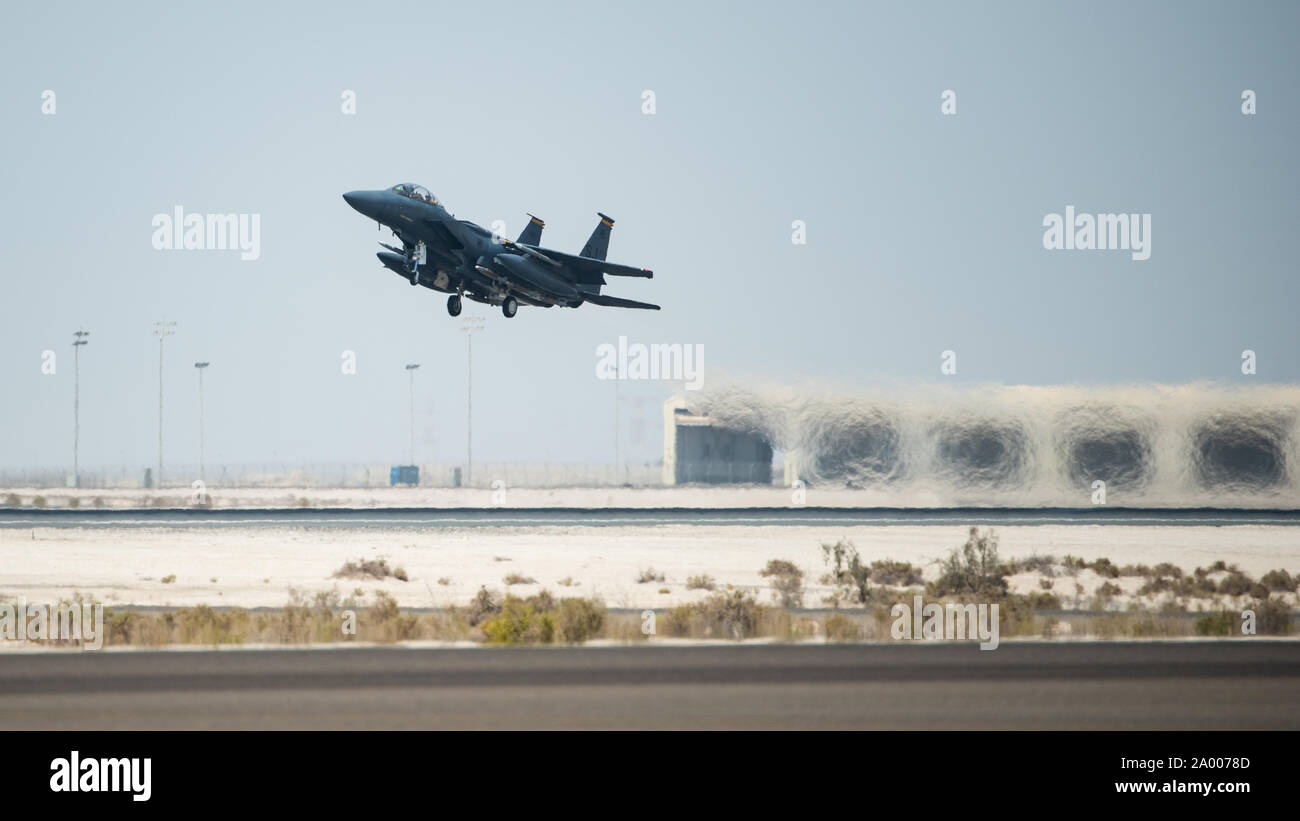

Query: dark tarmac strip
[[2, 641, 1296, 729], [2, 506, 1299, 528]]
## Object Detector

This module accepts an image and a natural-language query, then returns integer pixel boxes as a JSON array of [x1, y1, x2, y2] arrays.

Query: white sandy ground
[[0, 524, 1296, 613], [5, 484, 1298, 509]]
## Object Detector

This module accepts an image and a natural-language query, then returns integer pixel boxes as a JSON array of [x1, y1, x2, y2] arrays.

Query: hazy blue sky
[[2, 0, 1297, 471]]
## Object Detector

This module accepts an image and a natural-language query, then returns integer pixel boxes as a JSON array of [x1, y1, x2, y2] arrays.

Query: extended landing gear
[[447, 294, 462, 317], [406, 241, 428, 286], [502, 296, 518, 318]]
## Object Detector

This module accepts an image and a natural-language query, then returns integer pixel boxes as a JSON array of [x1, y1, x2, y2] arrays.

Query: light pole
[[194, 362, 209, 480], [460, 316, 484, 486], [405, 363, 420, 466], [153, 320, 176, 488], [72, 329, 89, 488]]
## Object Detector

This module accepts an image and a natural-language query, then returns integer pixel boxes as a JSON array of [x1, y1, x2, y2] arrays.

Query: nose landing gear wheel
[[502, 296, 518, 318], [447, 294, 462, 317]]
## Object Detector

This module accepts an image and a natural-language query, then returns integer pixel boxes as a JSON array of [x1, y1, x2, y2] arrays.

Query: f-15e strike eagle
[[343, 183, 659, 318]]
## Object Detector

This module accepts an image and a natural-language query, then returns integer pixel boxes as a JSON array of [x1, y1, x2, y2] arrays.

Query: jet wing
[[422, 218, 465, 251], [582, 292, 660, 310]]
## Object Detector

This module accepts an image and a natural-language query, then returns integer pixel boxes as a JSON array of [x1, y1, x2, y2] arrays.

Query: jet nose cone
[[344, 189, 389, 223]]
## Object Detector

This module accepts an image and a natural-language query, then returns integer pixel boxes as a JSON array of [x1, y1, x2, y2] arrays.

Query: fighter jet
[[342, 183, 659, 318]]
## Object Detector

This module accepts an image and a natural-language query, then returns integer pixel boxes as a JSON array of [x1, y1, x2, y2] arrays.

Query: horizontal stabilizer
[[597, 260, 653, 278], [523, 246, 652, 281], [583, 292, 660, 310]]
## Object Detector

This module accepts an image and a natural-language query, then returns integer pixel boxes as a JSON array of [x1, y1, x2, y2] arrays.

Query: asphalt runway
[[2, 506, 1299, 529], [2, 641, 1296, 729]]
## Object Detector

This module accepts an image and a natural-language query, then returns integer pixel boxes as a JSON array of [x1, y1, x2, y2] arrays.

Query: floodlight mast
[[194, 362, 210, 480], [405, 363, 421, 466], [72, 329, 90, 488], [153, 320, 176, 488], [461, 316, 485, 486]]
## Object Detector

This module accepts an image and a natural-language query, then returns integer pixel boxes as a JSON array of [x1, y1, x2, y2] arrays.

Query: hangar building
[[662, 397, 774, 485]]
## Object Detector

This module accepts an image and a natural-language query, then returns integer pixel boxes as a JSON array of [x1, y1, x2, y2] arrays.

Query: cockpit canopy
[[391, 183, 439, 206]]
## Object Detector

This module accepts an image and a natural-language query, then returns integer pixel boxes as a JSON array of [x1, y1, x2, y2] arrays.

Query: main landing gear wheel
[[502, 296, 518, 318], [447, 294, 462, 317]]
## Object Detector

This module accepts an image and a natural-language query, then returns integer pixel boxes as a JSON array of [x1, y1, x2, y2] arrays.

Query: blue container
[[390, 465, 419, 486]]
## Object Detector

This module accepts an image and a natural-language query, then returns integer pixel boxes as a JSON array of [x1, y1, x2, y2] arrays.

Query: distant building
[[662, 397, 774, 485]]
